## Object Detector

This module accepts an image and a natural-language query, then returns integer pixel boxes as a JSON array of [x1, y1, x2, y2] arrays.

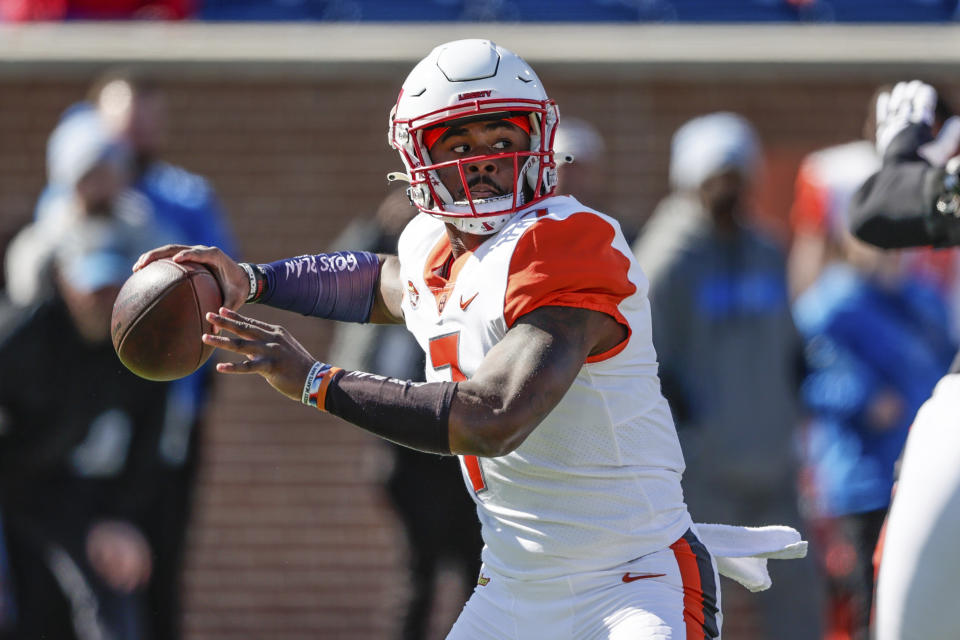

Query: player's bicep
[[449, 305, 619, 456], [368, 254, 404, 324]]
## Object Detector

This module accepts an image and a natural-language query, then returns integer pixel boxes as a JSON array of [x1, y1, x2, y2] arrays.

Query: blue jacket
[[135, 161, 237, 259], [793, 263, 954, 516]]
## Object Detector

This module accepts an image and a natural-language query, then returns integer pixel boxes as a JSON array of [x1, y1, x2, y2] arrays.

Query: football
[[111, 259, 223, 381]]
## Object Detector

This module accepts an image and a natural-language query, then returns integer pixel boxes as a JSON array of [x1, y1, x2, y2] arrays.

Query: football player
[[138, 39, 758, 638]]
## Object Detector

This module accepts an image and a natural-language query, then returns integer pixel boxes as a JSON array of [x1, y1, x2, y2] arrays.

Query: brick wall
[[1, 66, 956, 639]]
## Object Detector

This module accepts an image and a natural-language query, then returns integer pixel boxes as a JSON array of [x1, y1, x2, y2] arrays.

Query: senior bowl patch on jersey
[[406, 280, 420, 308]]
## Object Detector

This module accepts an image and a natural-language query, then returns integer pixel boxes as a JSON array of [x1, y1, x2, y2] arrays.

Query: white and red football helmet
[[388, 39, 563, 235]]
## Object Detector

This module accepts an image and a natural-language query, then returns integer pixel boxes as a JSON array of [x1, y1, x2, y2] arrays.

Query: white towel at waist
[[694, 522, 808, 593]]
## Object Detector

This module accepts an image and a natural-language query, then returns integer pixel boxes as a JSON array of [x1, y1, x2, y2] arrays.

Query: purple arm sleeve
[[254, 251, 380, 322]]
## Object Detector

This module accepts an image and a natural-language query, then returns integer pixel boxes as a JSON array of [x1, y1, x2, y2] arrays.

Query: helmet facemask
[[387, 40, 562, 235]]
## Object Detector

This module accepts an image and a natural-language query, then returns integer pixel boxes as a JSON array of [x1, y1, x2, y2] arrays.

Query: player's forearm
[[305, 364, 457, 454], [305, 364, 534, 457], [242, 251, 381, 322]]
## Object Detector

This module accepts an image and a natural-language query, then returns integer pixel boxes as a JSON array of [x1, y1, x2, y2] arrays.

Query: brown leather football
[[111, 259, 223, 381]]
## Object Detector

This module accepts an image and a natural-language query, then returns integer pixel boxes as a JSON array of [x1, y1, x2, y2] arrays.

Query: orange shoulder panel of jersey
[[504, 212, 636, 363], [789, 161, 830, 235]]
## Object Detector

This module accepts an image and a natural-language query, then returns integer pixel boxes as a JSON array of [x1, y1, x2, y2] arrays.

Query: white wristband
[[239, 262, 258, 302], [301, 361, 325, 405]]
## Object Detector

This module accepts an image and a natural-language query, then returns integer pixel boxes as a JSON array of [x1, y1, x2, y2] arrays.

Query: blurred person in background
[[786, 86, 960, 640], [9, 84, 216, 639], [787, 131, 880, 300], [789, 87, 960, 313], [553, 118, 607, 207], [552, 115, 641, 245], [632, 112, 823, 640], [6, 106, 159, 308], [0, 215, 170, 640], [792, 214, 953, 640], [90, 67, 236, 640], [92, 67, 238, 640], [784, 107, 881, 640], [328, 187, 482, 640], [89, 68, 236, 258], [885, 90, 960, 337], [847, 79, 960, 640]]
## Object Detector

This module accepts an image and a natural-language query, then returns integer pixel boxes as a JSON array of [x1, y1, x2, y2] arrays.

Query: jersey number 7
[[429, 332, 487, 494]]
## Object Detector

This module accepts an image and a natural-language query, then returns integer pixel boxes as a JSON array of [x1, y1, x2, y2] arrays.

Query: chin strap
[[444, 211, 514, 235]]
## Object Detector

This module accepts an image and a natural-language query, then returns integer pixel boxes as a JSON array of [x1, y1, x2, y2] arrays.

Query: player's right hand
[[134, 244, 249, 310], [202, 307, 317, 402]]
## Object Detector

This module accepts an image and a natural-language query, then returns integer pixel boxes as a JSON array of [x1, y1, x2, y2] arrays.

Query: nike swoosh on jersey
[[621, 572, 666, 583], [459, 292, 479, 311]]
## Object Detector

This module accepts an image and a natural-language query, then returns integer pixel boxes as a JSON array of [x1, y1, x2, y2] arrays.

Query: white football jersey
[[397, 195, 692, 580], [875, 372, 960, 640]]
